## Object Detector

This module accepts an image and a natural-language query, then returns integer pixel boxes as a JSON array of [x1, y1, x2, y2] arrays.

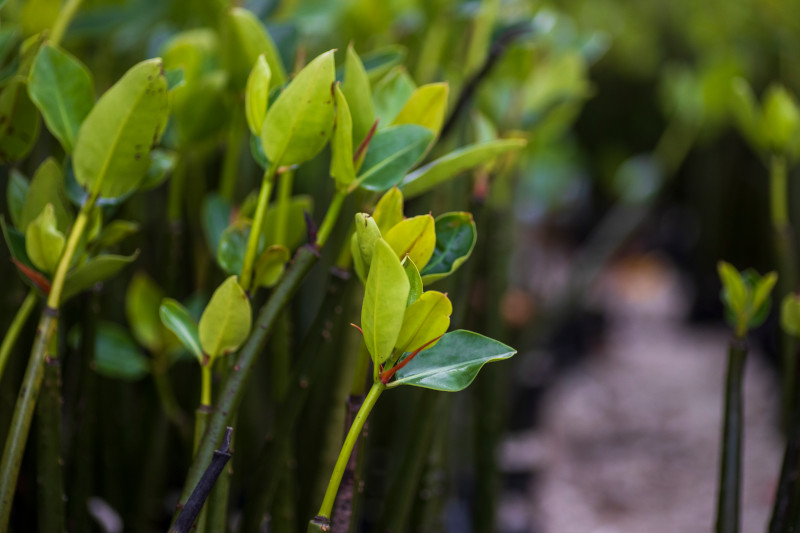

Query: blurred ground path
[[499, 256, 782, 532]]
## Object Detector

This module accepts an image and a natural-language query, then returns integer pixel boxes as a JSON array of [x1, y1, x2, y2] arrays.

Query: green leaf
[[372, 66, 415, 126], [159, 298, 203, 363], [354, 213, 382, 272], [254, 244, 290, 288], [351, 232, 367, 284], [752, 272, 778, 314], [139, 149, 178, 192], [161, 28, 219, 83], [199, 275, 252, 359], [763, 84, 800, 154], [362, 238, 410, 364], [261, 194, 312, 250], [90, 220, 139, 251], [222, 7, 286, 91], [61, 251, 139, 303], [390, 330, 515, 391], [0, 77, 40, 163], [391, 83, 448, 137], [421, 212, 477, 284], [27, 43, 95, 153], [261, 50, 336, 167], [94, 322, 150, 381], [718, 261, 747, 317], [400, 139, 528, 199], [402, 256, 423, 307], [342, 44, 375, 144], [250, 132, 269, 169], [19, 157, 72, 232], [245, 54, 271, 136], [202, 193, 232, 257], [25, 204, 64, 274], [372, 187, 404, 233], [354, 124, 433, 192], [7, 169, 29, 229], [361, 45, 407, 84], [395, 290, 451, 355], [73, 58, 170, 199], [125, 272, 165, 352], [384, 214, 436, 269], [1, 216, 35, 270], [171, 71, 229, 145], [217, 220, 250, 276], [165, 68, 185, 91], [730, 78, 764, 152], [330, 83, 356, 189]]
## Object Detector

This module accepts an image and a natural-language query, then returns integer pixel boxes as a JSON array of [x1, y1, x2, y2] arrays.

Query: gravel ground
[[499, 255, 783, 532]]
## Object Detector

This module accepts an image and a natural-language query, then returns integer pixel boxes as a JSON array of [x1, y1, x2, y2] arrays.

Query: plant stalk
[[49, 0, 84, 45], [219, 104, 245, 202], [241, 165, 277, 291], [0, 290, 37, 383], [311, 381, 385, 528], [715, 338, 747, 533], [0, 195, 96, 530], [36, 339, 65, 533]]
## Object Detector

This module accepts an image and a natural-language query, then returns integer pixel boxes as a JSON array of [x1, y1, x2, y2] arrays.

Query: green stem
[[274, 171, 294, 247], [0, 290, 37, 383], [716, 338, 747, 533], [316, 191, 346, 248], [172, 245, 320, 522], [201, 364, 212, 408], [313, 381, 385, 524], [0, 314, 57, 531], [49, 0, 84, 45], [36, 337, 64, 533], [0, 194, 96, 530], [241, 165, 277, 291], [219, 104, 244, 202], [769, 155, 799, 429]]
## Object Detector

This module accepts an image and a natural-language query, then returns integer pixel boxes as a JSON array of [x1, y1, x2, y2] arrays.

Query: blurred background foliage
[[2, 0, 800, 531]]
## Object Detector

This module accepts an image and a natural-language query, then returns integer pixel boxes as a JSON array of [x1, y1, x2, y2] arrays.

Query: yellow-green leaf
[[372, 187, 404, 233], [395, 290, 451, 355], [254, 244, 290, 288], [261, 50, 335, 167], [330, 83, 356, 189], [198, 276, 252, 359], [392, 82, 449, 137], [245, 54, 271, 136], [73, 58, 170, 199], [25, 203, 64, 274], [18, 157, 72, 232], [342, 44, 375, 144], [384, 214, 436, 269], [126, 272, 165, 353], [402, 256, 422, 307], [354, 213, 382, 271], [222, 7, 286, 90], [362, 239, 409, 364]]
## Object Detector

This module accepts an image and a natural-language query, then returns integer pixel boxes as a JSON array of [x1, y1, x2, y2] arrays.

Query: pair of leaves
[[717, 261, 777, 337], [16, 157, 72, 232], [160, 276, 251, 363], [731, 79, 800, 159]]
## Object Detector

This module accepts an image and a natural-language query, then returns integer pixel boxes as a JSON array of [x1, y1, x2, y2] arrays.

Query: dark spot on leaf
[[0, 116, 6, 124], [135, 153, 141, 160], [7, 126, 13, 134]]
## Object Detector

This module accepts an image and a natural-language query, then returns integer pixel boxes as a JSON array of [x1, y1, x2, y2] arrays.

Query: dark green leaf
[[372, 67, 415, 126], [61, 251, 140, 303], [217, 220, 250, 276], [6, 169, 28, 229], [139, 149, 178, 191], [27, 43, 95, 153], [125, 272, 165, 352], [202, 193, 233, 257], [94, 322, 150, 381], [390, 330, 515, 391], [0, 77, 40, 163], [160, 298, 203, 363], [355, 125, 433, 192], [421, 212, 477, 284]]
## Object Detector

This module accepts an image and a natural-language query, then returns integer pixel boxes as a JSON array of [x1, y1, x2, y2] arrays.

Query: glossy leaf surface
[[372, 187, 403, 233], [420, 212, 477, 284], [160, 298, 202, 363], [395, 290, 451, 355], [355, 124, 432, 191], [392, 83, 448, 137], [400, 139, 527, 199], [25, 204, 64, 274], [245, 54, 271, 135], [330, 83, 356, 189], [384, 214, 435, 269], [28, 43, 95, 152], [342, 44, 375, 143], [391, 330, 515, 391]]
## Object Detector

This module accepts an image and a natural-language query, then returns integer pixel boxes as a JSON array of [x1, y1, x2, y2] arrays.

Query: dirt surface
[[499, 256, 783, 532]]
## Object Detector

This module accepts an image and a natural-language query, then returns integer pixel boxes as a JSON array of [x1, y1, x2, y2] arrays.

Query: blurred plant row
[[2, 0, 800, 532]]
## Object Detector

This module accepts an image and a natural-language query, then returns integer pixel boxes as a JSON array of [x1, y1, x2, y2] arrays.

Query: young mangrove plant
[[716, 261, 777, 533]]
